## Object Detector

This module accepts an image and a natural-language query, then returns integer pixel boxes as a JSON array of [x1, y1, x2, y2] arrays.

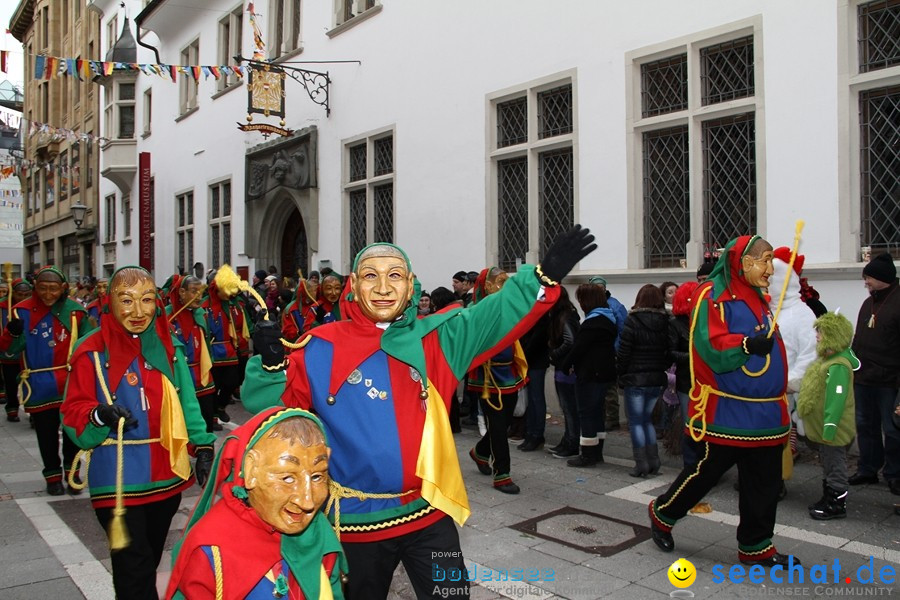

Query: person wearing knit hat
[[166, 407, 347, 600], [61, 266, 216, 600], [0, 267, 94, 495], [0, 278, 32, 422], [849, 252, 900, 495], [244, 226, 595, 599]]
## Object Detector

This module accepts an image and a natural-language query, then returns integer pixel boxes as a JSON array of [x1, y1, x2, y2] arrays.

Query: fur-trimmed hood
[[814, 312, 855, 359]]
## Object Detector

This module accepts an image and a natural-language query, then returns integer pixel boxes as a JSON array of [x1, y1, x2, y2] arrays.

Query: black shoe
[[650, 521, 674, 552], [567, 454, 598, 467], [469, 448, 492, 476], [46, 481, 65, 496], [777, 481, 787, 502], [6, 412, 19, 422], [552, 446, 579, 459], [211, 419, 223, 432], [494, 482, 520, 494], [741, 553, 798, 568], [215, 409, 231, 423], [518, 437, 544, 452], [848, 472, 878, 486], [889, 480, 900, 496]]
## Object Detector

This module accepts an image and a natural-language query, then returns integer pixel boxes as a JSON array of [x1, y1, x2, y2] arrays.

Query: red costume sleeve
[[282, 349, 313, 410], [170, 547, 217, 599]]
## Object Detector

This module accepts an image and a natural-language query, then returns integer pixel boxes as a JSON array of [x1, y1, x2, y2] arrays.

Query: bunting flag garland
[[30, 52, 248, 83]]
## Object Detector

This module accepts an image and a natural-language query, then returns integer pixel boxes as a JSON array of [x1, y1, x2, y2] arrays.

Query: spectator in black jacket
[[557, 284, 618, 467], [618, 284, 671, 477], [668, 282, 699, 469], [547, 288, 580, 458]]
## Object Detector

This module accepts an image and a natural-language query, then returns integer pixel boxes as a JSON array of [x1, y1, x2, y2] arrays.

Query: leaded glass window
[[373, 185, 393, 243], [643, 126, 689, 268], [498, 157, 528, 272], [860, 85, 900, 258], [374, 136, 393, 176], [538, 149, 574, 257], [702, 113, 756, 249], [497, 97, 527, 148], [349, 144, 366, 181], [701, 36, 754, 106], [859, 0, 900, 73], [538, 85, 573, 139], [349, 189, 367, 259], [641, 54, 688, 118]]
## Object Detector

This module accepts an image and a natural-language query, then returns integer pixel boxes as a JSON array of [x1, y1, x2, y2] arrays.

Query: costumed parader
[[281, 272, 324, 341], [60, 265, 215, 600], [466, 267, 529, 494], [0, 266, 94, 495], [244, 226, 595, 599], [202, 265, 253, 425], [166, 274, 216, 433], [1, 278, 32, 422], [87, 277, 109, 328], [166, 407, 348, 599], [648, 233, 800, 568]]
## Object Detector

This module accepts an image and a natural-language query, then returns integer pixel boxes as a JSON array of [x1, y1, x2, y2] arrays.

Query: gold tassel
[[108, 418, 130, 551]]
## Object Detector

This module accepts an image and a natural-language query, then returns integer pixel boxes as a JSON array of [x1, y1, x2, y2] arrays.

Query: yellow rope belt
[[68, 437, 162, 492], [18, 364, 68, 405], [324, 480, 417, 540], [687, 383, 785, 442]]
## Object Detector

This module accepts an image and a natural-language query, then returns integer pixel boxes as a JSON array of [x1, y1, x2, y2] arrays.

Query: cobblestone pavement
[[1, 397, 898, 599]]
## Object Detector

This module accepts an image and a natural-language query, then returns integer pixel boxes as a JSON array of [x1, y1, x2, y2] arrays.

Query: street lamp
[[70, 202, 88, 230]]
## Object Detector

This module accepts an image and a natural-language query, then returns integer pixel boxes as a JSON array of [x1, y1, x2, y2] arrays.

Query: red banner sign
[[139, 152, 153, 271]]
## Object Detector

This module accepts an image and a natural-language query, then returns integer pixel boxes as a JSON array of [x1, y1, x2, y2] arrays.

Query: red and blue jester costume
[[650, 235, 794, 566], [243, 245, 561, 599]]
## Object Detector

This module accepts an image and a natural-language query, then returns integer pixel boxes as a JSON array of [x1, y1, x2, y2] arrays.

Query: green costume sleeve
[[435, 264, 546, 380], [822, 362, 851, 443], [242, 354, 288, 414], [77, 312, 95, 336], [691, 294, 749, 373], [173, 345, 217, 447]]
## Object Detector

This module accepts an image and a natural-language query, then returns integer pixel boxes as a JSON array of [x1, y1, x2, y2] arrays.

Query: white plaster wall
[[92, 0, 882, 316]]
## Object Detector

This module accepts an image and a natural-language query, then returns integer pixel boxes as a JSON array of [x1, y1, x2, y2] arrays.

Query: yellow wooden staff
[[2, 262, 12, 312]]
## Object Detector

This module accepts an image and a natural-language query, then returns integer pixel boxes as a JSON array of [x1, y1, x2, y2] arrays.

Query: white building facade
[[89, 0, 899, 313]]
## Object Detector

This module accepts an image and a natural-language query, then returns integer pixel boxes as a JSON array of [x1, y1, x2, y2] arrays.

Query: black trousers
[[31, 407, 78, 481], [2, 362, 19, 415], [655, 441, 782, 549], [211, 364, 242, 410], [342, 516, 468, 600], [196, 390, 215, 433], [95, 493, 182, 600], [475, 392, 517, 478]]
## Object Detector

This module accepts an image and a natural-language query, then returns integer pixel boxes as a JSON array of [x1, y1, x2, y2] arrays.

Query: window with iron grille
[[538, 149, 574, 257], [344, 130, 395, 267], [860, 85, 900, 258], [632, 29, 759, 269], [210, 181, 232, 267], [702, 114, 757, 250], [641, 54, 688, 118], [491, 76, 576, 272], [497, 97, 527, 148], [858, 0, 900, 73], [538, 85, 573, 139], [176, 191, 194, 272], [643, 126, 689, 268], [701, 36, 754, 106]]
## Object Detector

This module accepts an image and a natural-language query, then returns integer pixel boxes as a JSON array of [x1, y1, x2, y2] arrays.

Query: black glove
[[743, 334, 775, 357], [314, 304, 327, 323], [252, 319, 285, 369], [6, 318, 23, 336], [194, 447, 214, 488], [537, 225, 597, 284], [93, 404, 138, 431]]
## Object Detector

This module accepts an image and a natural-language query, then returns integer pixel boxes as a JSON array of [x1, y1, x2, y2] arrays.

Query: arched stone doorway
[[281, 209, 309, 280]]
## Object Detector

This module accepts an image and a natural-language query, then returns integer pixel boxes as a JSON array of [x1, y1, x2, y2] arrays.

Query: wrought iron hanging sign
[[238, 63, 293, 138]]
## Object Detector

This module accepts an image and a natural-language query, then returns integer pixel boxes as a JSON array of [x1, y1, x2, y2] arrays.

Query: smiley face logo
[[667, 558, 696, 588]]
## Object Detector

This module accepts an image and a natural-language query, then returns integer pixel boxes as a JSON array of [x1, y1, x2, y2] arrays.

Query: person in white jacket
[[769, 247, 818, 498]]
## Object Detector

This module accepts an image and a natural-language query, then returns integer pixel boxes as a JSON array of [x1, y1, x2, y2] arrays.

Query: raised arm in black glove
[[536, 224, 597, 285], [743, 334, 775, 357], [314, 304, 327, 323], [92, 403, 139, 431], [252, 318, 286, 370], [6, 318, 23, 336], [194, 447, 214, 487]]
